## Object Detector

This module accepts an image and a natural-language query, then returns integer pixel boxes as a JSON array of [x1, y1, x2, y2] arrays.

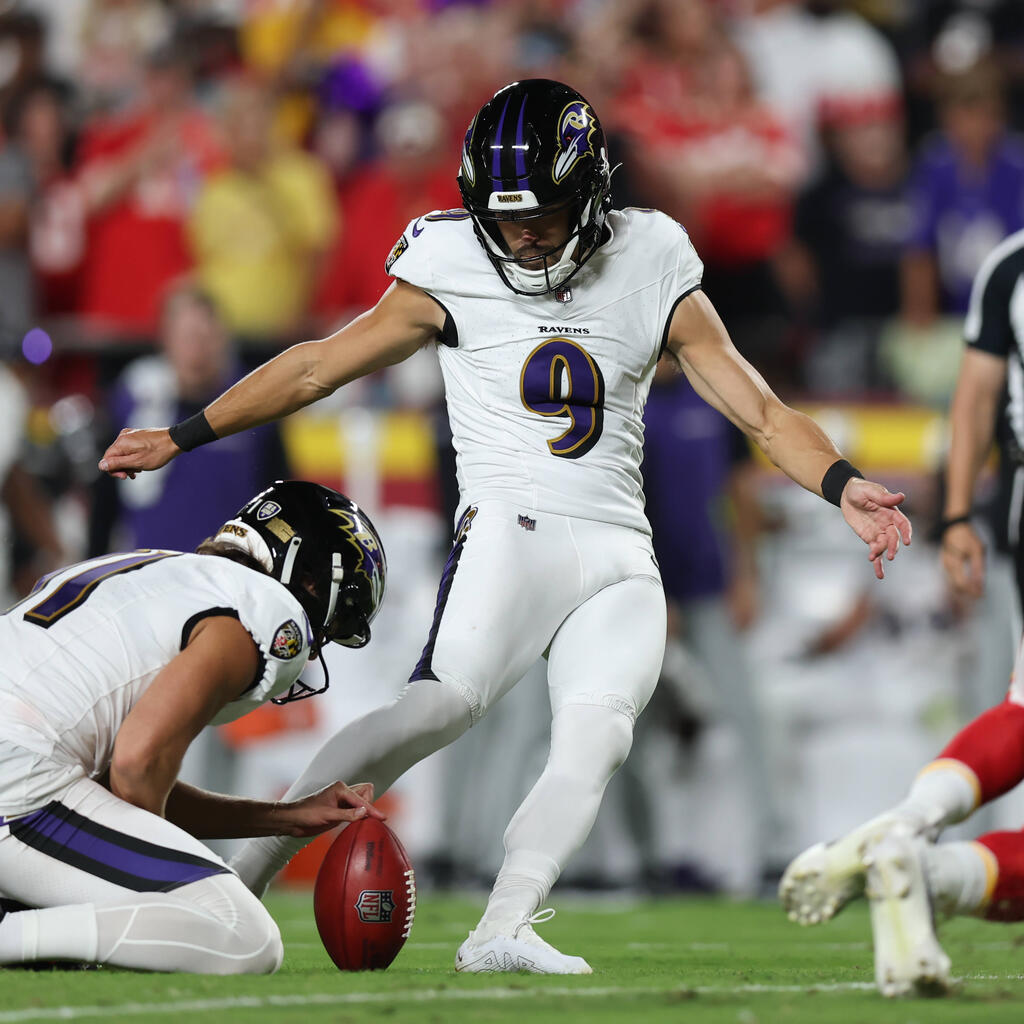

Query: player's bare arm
[[98, 278, 445, 478], [110, 615, 260, 815], [666, 289, 911, 579], [941, 347, 1007, 598], [165, 780, 384, 839], [110, 614, 381, 836]]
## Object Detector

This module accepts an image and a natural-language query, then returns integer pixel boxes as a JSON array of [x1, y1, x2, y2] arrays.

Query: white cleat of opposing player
[[779, 840, 864, 926], [863, 828, 951, 998], [779, 811, 924, 926], [455, 909, 593, 975], [780, 814, 954, 999]]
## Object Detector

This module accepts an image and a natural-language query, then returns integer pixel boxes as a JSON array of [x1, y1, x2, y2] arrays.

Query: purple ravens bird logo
[[552, 101, 597, 185], [330, 508, 386, 609]]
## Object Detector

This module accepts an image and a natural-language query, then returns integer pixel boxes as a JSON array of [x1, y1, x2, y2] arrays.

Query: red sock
[[976, 832, 1024, 921], [939, 699, 1024, 804]]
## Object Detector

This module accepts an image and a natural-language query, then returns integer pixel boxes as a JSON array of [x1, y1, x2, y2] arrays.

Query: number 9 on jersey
[[520, 338, 605, 459]]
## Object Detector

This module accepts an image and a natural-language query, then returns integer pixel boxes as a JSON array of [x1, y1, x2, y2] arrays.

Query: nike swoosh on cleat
[[411, 219, 425, 237]]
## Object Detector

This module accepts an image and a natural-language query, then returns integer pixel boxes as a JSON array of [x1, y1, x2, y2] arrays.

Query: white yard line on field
[[625, 941, 870, 952], [7, 973, 1024, 1021], [0, 981, 885, 1021], [627, 942, 731, 951]]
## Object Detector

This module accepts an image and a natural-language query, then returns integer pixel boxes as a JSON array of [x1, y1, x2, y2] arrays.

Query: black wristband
[[938, 514, 971, 538], [168, 410, 218, 452], [821, 458, 864, 507]]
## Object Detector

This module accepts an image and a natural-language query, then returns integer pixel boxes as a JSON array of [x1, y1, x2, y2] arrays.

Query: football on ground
[[313, 817, 416, 970]]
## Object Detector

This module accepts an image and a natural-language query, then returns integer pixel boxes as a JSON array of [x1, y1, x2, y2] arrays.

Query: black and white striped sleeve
[[964, 232, 1024, 357]]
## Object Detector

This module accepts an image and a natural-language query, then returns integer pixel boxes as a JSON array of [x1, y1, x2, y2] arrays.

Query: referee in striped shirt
[[942, 228, 1024, 604]]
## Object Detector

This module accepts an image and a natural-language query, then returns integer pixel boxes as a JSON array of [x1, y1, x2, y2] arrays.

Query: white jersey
[[0, 552, 312, 779], [386, 207, 703, 533]]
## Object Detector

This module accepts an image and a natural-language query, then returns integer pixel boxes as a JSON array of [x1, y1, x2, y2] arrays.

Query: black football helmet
[[215, 481, 386, 701], [458, 79, 613, 296]]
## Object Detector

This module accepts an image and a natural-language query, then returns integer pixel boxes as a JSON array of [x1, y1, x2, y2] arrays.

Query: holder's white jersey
[[0, 552, 312, 779], [386, 207, 703, 533]]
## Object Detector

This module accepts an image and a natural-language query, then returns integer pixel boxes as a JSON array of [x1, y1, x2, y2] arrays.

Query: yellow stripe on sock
[[916, 758, 982, 809], [971, 841, 1000, 909]]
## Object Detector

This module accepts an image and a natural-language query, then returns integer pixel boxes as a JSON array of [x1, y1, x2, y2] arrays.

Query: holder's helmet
[[213, 481, 386, 700], [457, 79, 613, 296]]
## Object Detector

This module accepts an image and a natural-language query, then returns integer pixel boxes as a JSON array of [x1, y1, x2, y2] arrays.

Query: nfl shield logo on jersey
[[354, 889, 395, 924]]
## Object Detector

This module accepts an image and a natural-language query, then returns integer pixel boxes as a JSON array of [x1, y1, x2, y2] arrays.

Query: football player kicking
[[0, 481, 387, 973], [100, 79, 911, 975]]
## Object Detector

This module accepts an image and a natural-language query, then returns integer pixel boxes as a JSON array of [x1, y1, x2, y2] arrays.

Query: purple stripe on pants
[[10, 802, 228, 892]]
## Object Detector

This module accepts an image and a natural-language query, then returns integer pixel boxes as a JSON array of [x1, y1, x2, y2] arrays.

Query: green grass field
[[4, 892, 1024, 1023]]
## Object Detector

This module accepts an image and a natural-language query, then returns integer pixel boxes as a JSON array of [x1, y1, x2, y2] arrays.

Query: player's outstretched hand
[[279, 781, 387, 838], [941, 521, 986, 599], [840, 479, 912, 580], [98, 427, 180, 479]]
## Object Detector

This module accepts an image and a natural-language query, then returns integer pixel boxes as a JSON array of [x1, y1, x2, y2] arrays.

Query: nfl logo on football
[[354, 889, 396, 924]]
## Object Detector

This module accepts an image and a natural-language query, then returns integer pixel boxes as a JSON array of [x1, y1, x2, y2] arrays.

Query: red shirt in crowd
[[314, 161, 460, 319], [31, 173, 86, 315], [653, 105, 799, 267], [613, 63, 801, 270], [75, 109, 223, 334]]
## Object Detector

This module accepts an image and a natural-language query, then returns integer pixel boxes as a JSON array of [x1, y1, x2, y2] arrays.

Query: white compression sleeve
[[476, 703, 634, 935], [231, 678, 472, 895]]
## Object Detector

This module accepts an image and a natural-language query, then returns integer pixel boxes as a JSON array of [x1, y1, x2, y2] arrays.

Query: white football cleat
[[864, 827, 951, 999], [455, 909, 593, 975], [780, 812, 920, 926]]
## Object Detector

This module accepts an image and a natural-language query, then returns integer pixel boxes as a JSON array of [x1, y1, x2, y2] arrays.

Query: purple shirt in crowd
[[906, 132, 1024, 313], [90, 362, 290, 556]]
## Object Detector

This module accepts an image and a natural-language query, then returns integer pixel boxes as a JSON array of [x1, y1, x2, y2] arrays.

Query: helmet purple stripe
[[492, 93, 512, 181], [514, 95, 528, 189]]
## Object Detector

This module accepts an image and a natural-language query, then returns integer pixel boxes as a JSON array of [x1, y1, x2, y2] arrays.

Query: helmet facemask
[[320, 552, 373, 650], [289, 544, 377, 654], [466, 171, 611, 295], [268, 541, 378, 704], [272, 554, 371, 705]]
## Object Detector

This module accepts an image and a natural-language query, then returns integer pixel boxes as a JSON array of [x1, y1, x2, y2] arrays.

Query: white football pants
[[233, 501, 666, 906], [0, 772, 281, 973]]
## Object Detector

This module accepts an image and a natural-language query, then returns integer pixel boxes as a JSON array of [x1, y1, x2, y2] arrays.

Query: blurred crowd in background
[[3, 0, 1024, 896]]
